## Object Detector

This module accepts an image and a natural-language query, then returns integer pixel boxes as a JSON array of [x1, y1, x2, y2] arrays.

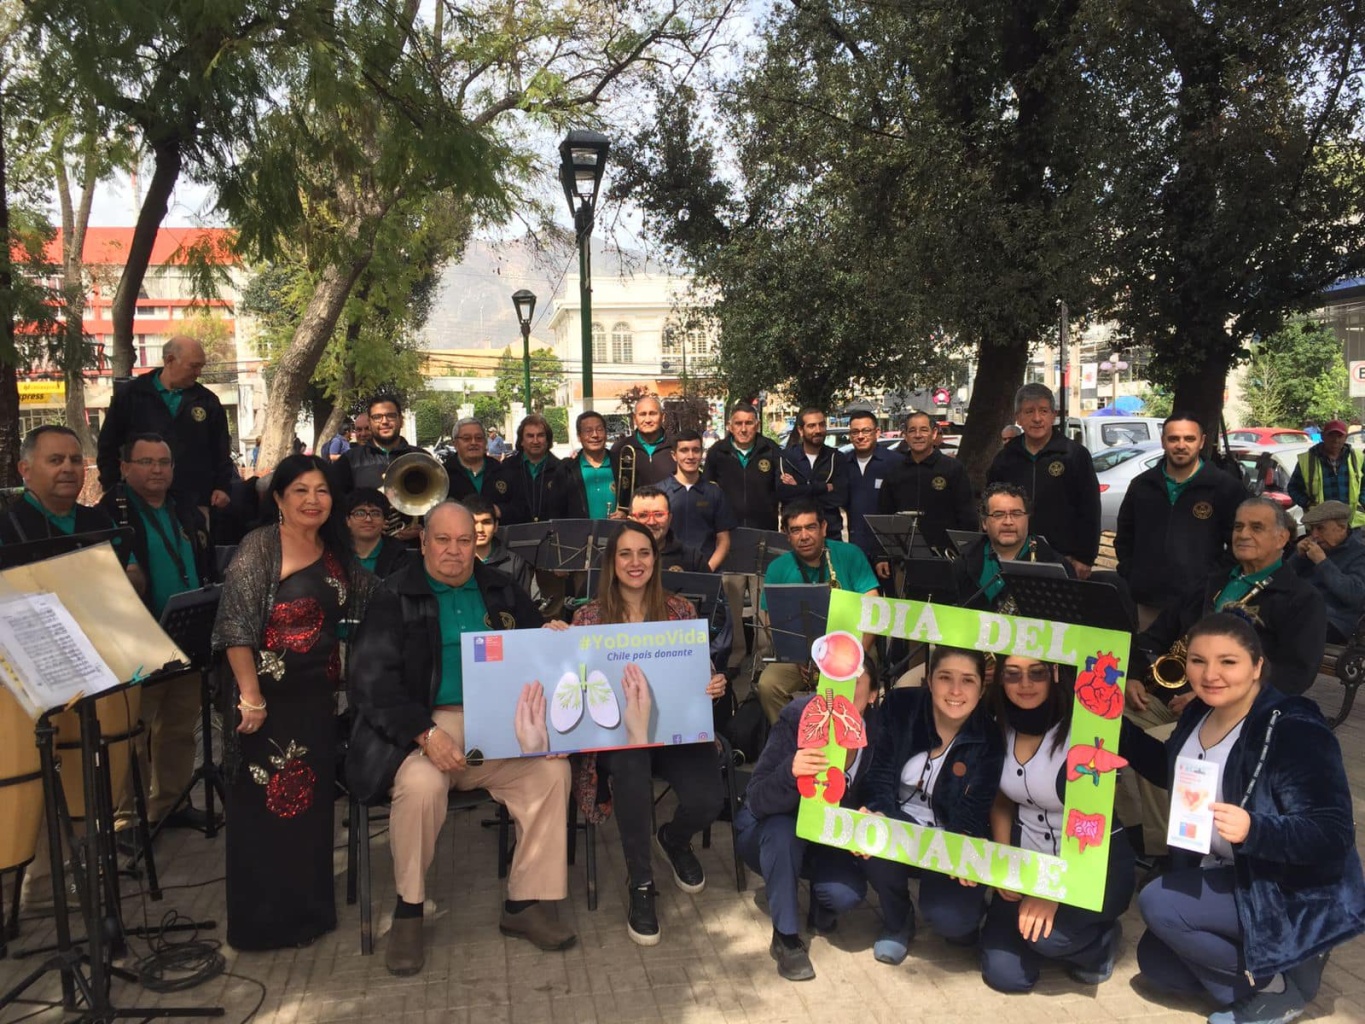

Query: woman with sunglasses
[[859, 646, 1004, 965], [979, 656, 1135, 991], [561, 521, 728, 946], [1126, 613, 1364, 1024]]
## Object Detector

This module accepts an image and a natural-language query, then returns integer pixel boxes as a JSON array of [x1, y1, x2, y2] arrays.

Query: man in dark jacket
[[442, 417, 523, 523], [952, 483, 1074, 611], [333, 395, 418, 493], [776, 407, 847, 538], [703, 402, 781, 531], [2, 426, 130, 560], [840, 409, 899, 567], [347, 503, 574, 976], [986, 383, 1101, 576], [97, 336, 234, 515], [1289, 500, 1365, 643], [97, 433, 216, 833], [501, 414, 569, 524], [610, 395, 675, 494], [733, 675, 875, 982], [877, 410, 975, 570], [1115, 413, 1246, 628]]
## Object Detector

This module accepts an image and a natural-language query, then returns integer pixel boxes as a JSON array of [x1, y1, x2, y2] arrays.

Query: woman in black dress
[[212, 454, 376, 950]]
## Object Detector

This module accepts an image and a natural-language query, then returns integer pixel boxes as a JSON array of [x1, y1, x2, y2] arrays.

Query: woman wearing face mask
[[979, 656, 1135, 992], [859, 646, 1004, 966], [1126, 614, 1365, 1024]]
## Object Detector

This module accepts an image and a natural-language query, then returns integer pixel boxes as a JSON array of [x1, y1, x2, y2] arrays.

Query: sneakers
[[499, 900, 577, 951], [627, 883, 660, 946], [386, 915, 425, 976], [770, 933, 816, 981], [1068, 923, 1121, 985], [873, 921, 915, 966], [807, 900, 838, 935], [655, 826, 705, 894], [1207, 983, 1308, 1024]]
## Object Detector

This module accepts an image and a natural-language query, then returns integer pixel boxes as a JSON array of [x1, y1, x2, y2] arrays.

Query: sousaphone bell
[[381, 451, 450, 534]]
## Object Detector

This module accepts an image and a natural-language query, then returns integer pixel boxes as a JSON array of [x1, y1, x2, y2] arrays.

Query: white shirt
[[1178, 712, 1247, 867], [1001, 724, 1068, 855], [897, 743, 952, 827]]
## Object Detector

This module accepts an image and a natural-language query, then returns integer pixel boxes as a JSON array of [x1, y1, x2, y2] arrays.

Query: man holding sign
[[347, 503, 575, 977]]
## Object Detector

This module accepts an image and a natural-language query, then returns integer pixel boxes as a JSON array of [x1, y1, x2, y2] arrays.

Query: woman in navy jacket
[[980, 656, 1136, 992], [860, 647, 1004, 964], [1126, 613, 1365, 1024]]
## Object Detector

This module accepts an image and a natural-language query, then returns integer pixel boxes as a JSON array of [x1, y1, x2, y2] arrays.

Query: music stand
[[945, 529, 984, 557], [718, 528, 790, 576], [147, 586, 225, 843], [900, 558, 959, 603], [864, 514, 934, 561], [498, 521, 556, 567], [1002, 573, 1134, 632], [761, 584, 831, 664], [661, 571, 726, 642]]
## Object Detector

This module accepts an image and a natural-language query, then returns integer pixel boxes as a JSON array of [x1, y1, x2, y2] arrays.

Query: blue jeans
[[1137, 865, 1250, 1007]]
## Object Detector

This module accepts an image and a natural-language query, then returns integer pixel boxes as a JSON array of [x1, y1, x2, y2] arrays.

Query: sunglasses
[[1001, 664, 1053, 684]]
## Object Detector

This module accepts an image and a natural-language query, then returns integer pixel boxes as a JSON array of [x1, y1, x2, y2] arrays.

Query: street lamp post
[[558, 129, 610, 410], [511, 289, 536, 411], [1100, 351, 1129, 408]]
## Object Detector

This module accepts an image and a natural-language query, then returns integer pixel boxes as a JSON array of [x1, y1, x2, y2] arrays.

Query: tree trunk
[[56, 131, 99, 456], [957, 334, 1030, 490], [256, 258, 372, 471], [0, 86, 20, 486], [1171, 341, 1232, 445], [110, 137, 183, 375]]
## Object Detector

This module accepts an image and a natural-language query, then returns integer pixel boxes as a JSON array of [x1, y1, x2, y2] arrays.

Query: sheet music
[[0, 592, 120, 717]]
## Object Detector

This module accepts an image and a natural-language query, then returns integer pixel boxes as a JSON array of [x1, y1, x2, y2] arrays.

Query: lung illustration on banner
[[462, 619, 713, 759]]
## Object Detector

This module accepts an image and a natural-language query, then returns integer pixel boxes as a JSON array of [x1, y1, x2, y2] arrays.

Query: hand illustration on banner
[[622, 662, 653, 746], [515, 683, 550, 755]]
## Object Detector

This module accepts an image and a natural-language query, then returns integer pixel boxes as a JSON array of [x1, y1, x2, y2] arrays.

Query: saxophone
[[1151, 576, 1272, 689], [824, 547, 841, 590]]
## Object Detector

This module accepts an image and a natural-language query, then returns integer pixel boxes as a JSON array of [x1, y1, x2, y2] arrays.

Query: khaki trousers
[[389, 707, 570, 904], [1114, 697, 1179, 856], [721, 573, 757, 673], [117, 671, 201, 827]]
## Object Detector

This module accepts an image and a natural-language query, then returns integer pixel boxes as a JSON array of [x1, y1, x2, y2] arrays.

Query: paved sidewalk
[[3, 672, 1364, 1024]]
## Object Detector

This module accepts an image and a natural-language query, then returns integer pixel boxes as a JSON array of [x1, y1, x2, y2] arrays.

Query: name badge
[[874, 479, 883, 489]]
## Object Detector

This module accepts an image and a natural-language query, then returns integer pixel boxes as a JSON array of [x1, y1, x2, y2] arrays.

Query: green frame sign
[[795, 589, 1131, 912]]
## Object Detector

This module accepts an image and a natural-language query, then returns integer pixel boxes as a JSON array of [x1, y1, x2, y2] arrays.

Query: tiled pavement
[[3, 672, 1365, 1024]]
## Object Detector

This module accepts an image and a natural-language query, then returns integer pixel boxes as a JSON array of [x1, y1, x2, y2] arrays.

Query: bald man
[[347, 502, 575, 975], [98, 336, 234, 515], [609, 395, 676, 493]]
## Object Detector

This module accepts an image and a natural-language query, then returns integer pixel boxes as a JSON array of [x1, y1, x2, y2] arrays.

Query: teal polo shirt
[[461, 463, 485, 493], [524, 457, 545, 479], [131, 495, 200, 615], [761, 539, 879, 610], [732, 445, 753, 468], [1216, 559, 1281, 610], [152, 370, 184, 417], [23, 491, 76, 535], [427, 571, 488, 706], [978, 538, 1037, 604], [581, 457, 615, 518], [636, 432, 663, 459], [358, 547, 381, 574], [1164, 460, 1203, 505]]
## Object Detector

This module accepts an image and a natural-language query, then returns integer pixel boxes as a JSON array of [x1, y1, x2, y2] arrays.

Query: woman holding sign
[[860, 646, 1004, 965], [568, 520, 728, 946], [979, 655, 1135, 992], [1128, 613, 1365, 1023]]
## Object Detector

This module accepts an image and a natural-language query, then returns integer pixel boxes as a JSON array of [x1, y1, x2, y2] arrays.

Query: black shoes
[[770, 932, 815, 981], [655, 826, 706, 894], [627, 883, 660, 946], [806, 900, 838, 935]]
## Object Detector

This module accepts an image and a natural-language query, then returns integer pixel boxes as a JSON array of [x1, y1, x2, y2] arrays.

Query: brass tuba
[[1151, 635, 1189, 690], [615, 444, 636, 514], [381, 451, 450, 534]]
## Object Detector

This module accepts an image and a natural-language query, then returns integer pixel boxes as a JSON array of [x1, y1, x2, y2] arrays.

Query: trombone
[[615, 444, 636, 514], [381, 451, 450, 535]]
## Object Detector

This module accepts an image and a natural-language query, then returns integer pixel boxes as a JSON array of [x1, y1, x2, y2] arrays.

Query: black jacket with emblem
[[96, 370, 234, 507], [951, 534, 1075, 610], [95, 488, 217, 610], [332, 436, 419, 495], [1136, 563, 1326, 697], [877, 449, 976, 552], [500, 451, 569, 523], [442, 453, 526, 523], [610, 432, 676, 490], [345, 558, 542, 804], [0, 498, 129, 565], [561, 451, 615, 519], [1114, 459, 1246, 608], [702, 435, 782, 531], [986, 430, 1101, 565]]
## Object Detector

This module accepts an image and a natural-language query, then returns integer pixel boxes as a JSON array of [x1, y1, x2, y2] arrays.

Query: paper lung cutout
[[550, 665, 621, 733], [1065, 809, 1107, 852], [798, 688, 868, 750], [811, 631, 865, 681], [796, 766, 847, 804], [1066, 738, 1129, 786], [1075, 651, 1125, 720]]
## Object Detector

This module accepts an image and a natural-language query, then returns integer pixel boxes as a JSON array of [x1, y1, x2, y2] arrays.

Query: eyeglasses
[[848, 428, 877, 437], [985, 510, 1027, 521], [455, 435, 484, 443], [371, 413, 399, 422], [349, 509, 385, 521], [633, 512, 668, 522], [1001, 664, 1053, 684], [129, 458, 174, 468]]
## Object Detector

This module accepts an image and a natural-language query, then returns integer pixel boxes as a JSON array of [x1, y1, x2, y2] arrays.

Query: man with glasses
[[443, 417, 522, 523], [564, 411, 622, 519], [755, 499, 879, 722], [878, 410, 975, 570], [629, 486, 708, 572], [952, 483, 1073, 610], [97, 433, 217, 835], [839, 410, 897, 567], [345, 489, 413, 578], [777, 407, 847, 539]]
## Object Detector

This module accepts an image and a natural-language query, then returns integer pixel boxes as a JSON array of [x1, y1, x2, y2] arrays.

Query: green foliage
[[411, 392, 464, 446], [1243, 320, 1349, 427], [494, 346, 564, 415], [544, 406, 568, 443], [472, 393, 504, 431], [1138, 387, 1174, 420]]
